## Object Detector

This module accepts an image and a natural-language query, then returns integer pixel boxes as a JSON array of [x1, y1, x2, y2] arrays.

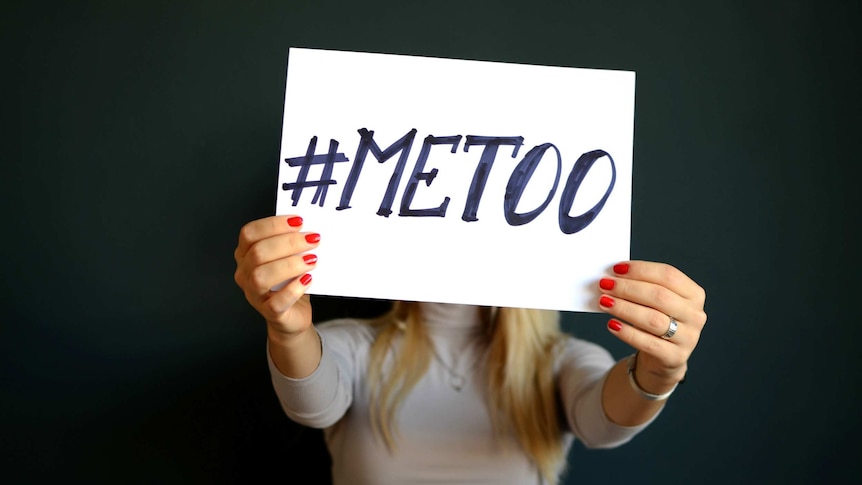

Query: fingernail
[[613, 263, 630, 275], [608, 319, 623, 332], [303, 254, 318, 265], [599, 278, 615, 290], [305, 233, 321, 244], [599, 295, 615, 308], [287, 216, 303, 227], [300, 273, 312, 286]]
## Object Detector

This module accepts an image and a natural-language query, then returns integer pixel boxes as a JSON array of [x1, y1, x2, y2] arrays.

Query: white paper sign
[[275, 48, 634, 312]]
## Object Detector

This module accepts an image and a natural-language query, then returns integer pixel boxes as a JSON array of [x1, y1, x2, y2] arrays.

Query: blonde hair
[[366, 301, 567, 484]]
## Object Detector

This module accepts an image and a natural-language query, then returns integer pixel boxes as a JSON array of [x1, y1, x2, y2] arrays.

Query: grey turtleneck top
[[268, 303, 656, 484]]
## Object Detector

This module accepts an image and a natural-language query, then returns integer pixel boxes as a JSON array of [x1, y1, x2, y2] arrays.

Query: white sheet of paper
[[275, 48, 634, 312]]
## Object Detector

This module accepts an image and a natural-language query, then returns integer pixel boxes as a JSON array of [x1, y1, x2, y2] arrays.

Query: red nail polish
[[305, 233, 320, 244], [599, 295, 615, 308], [287, 216, 303, 227], [613, 263, 630, 274], [303, 254, 318, 265], [600, 278, 615, 290], [300, 273, 312, 286], [608, 319, 623, 332]]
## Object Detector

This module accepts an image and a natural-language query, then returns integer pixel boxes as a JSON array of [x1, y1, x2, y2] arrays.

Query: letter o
[[503, 143, 562, 226], [558, 149, 616, 234]]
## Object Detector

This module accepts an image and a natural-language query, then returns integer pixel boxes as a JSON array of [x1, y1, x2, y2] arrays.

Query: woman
[[233, 215, 707, 485]]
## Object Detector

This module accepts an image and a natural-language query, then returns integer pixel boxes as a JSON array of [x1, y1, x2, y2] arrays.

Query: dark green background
[[2, 0, 859, 483]]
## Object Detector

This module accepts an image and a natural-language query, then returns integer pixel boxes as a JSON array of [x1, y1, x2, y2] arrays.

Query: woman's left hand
[[598, 260, 707, 388]]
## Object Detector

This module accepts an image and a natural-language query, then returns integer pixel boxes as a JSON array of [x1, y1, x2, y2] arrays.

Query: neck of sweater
[[418, 302, 486, 364]]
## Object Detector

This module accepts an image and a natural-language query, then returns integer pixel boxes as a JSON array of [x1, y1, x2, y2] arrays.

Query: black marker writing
[[558, 149, 616, 234], [504, 143, 562, 226], [399, 135, 462, 217], [462, 136, 524, 222], [282, 136, 348, 207], [336, 128, 418, 217], [282, 129, 616, 234]]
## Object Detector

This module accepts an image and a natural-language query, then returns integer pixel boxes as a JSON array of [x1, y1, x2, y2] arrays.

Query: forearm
[[601, 354, 684, 426], [267, 325, 322, 379], [267, 321, 355, 429]]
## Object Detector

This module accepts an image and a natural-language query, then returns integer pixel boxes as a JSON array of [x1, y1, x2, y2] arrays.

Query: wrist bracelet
[[626, 352, 679, 401]]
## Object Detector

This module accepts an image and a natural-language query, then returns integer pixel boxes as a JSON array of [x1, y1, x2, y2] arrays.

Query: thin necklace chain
[[428, 335, 486, 392]]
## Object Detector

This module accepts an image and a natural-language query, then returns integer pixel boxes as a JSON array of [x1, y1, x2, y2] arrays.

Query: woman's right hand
[[233, 215, 320, 337]]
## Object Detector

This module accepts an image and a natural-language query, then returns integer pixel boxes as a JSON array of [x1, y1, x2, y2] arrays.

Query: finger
[[599, 276, 700, 326], [612, 260, 706, 304], [606, 319, 688, 369], [260, 276, 313, 318], [598, 293, 692, 346], [235, 215, 305, 261], [241, 231, 321, 269], [243, 253, 318, 297]]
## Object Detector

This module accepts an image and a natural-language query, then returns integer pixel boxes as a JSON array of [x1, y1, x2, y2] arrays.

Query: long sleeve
[[557, 337, 659, 448], [267, 319, 368, 429]]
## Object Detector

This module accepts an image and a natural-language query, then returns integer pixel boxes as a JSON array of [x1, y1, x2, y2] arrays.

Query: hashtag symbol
[[282, 136, 349, 207]]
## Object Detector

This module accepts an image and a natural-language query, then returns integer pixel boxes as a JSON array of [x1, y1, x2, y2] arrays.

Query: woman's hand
[[233, 215, 320, 338], [597, 260, 707, 392]]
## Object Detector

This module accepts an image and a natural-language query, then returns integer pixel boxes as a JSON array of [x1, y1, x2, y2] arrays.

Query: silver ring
[[661, 316, 678, 339]]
